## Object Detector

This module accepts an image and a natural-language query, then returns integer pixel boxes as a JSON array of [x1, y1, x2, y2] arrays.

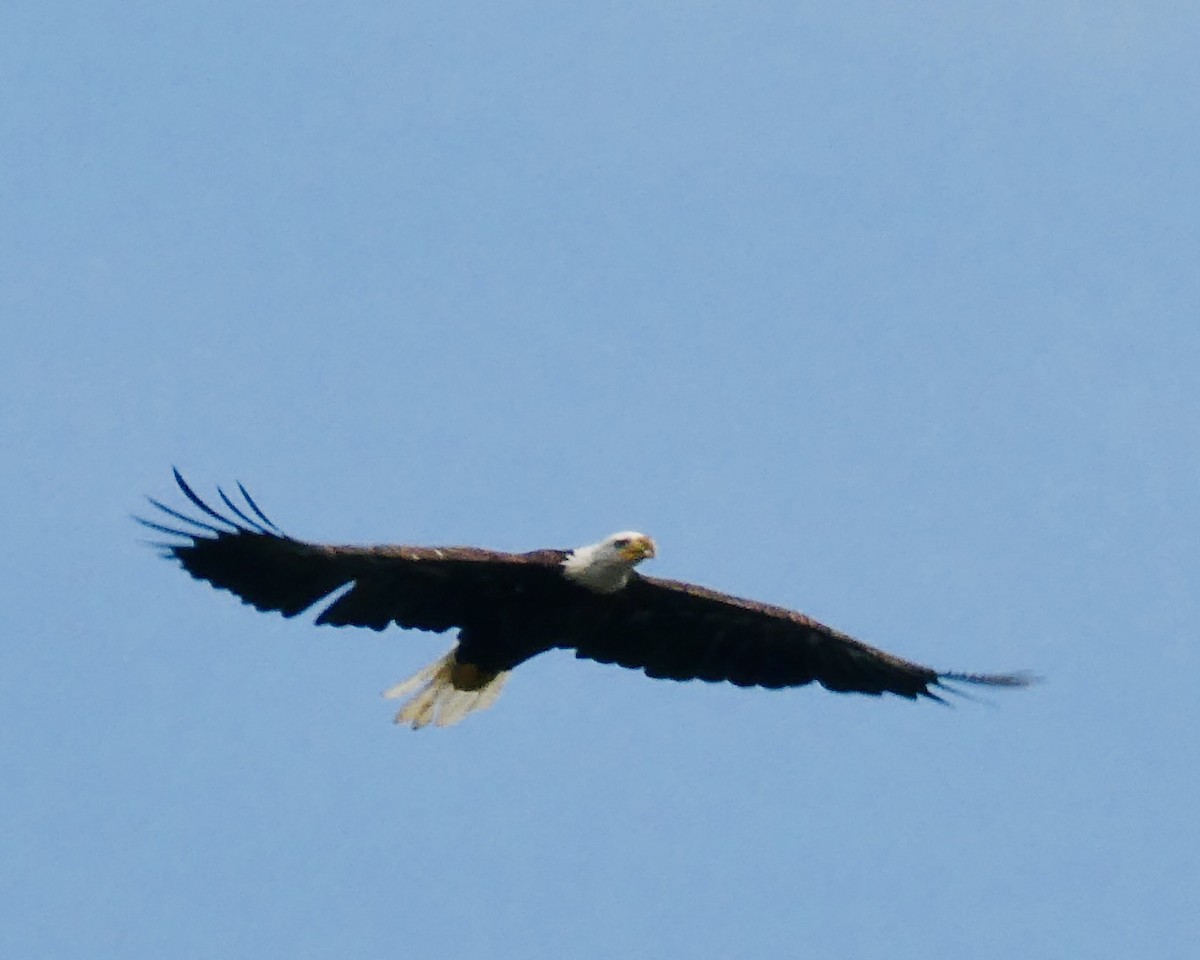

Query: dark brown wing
[[568, 573, 1033, 701], [137, 470, 569, 635]]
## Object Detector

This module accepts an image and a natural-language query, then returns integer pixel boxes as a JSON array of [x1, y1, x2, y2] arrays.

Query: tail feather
[[382, 647, 510, 729]]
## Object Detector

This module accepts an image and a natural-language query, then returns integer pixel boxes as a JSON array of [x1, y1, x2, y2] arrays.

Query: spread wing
[[137, 470, 568, 634], [568, 574, 1033, 701]]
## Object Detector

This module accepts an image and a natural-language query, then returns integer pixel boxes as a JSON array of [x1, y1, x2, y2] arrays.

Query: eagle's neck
[[561, 544, 635, 594]]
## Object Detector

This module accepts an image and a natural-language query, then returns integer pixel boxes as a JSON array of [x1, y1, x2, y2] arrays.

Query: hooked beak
[[621, 536, 657, 562]]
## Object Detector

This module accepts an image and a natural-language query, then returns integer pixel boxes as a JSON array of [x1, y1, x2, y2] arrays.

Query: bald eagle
[[137, 471, 1033, 729]]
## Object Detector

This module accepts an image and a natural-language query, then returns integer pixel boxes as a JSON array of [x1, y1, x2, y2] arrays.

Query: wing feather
[[569, 574, 1031, 700], [138, 473, 567, 634]]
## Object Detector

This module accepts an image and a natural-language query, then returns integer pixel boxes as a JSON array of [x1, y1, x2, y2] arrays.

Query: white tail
[[382, 647, 511, 729]]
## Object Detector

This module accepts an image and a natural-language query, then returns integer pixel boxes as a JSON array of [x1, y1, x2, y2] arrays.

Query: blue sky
[[4, 3, 1198, 957]]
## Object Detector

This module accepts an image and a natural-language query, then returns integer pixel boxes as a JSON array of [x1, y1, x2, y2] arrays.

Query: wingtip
[[940, 670, 1041, 689], [236, 480, 281, 532]]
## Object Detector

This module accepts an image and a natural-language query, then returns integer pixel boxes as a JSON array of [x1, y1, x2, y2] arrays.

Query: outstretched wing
[[137, 470, 568, 633], [568, 574, 1033, 701]]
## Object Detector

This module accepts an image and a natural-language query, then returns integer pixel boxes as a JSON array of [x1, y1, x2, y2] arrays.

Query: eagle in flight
[[138, 471, 1033, 729]]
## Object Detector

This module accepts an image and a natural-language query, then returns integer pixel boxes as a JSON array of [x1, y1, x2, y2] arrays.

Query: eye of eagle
[[612, 537, 632, 548]]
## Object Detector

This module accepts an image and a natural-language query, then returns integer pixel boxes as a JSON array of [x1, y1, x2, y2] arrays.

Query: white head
[[561, 531, 657, 594]]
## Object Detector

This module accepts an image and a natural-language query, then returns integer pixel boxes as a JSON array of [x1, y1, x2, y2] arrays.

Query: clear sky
[[4, 3, 1198, 958]]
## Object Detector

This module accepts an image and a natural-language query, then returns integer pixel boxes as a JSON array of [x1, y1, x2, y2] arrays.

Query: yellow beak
[[621, 536, 657, 562]]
